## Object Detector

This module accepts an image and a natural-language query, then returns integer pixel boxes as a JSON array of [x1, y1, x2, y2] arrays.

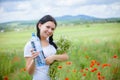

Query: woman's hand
[[45, 53, 69, 65], [25, 48, 40, 75], [31, 48, 40, 59], [45, 55, 55, 65]]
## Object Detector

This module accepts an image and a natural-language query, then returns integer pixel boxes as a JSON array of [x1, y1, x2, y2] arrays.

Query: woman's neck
[[40, 36, 49, 47], [40, 36, 47, 41]]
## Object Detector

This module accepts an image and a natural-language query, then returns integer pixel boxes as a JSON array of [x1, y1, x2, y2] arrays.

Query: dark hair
[[36, 15, 57, 49]]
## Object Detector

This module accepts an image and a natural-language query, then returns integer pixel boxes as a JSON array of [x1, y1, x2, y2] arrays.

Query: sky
[[0, 0, 120, 23]]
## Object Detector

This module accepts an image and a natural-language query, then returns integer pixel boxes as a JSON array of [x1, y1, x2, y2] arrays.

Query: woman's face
[[38, 21, 56, 39]]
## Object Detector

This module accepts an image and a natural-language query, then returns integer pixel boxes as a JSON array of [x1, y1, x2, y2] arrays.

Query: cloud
[[55, 0, 86, 6], [16, 2, 31, 11], [0, 0, 120, 23], [0, 0, 29, 3]]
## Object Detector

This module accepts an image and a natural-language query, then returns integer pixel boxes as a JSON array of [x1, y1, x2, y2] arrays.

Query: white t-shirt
[[24, 41, 56, 80]]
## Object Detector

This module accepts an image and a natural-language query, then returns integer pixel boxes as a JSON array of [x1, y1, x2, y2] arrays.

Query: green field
[[0, 23, 120, 80]]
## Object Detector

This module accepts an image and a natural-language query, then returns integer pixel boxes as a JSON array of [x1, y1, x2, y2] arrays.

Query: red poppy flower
[[102, 64, 110, 68], [58, 66, 62, 69], [3, 76, 8, 80], [73, 69, 77, 73], [65, 77, 69, 80], [66, 61, 72, 65], [97, 72, 101, 76], [113, 55, 118, 58], [83, 73, 86, 76]]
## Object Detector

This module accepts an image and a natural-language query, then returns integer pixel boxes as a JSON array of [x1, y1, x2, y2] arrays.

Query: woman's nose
[[48, 29, 52, 33]]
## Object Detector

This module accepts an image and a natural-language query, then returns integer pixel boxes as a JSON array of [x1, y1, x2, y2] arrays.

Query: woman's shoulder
[[24, 41, 32, 57], [24, 41, 32, 49]]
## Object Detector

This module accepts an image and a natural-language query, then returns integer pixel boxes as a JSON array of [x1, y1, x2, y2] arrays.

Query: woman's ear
[[38, 23, 42, 29]]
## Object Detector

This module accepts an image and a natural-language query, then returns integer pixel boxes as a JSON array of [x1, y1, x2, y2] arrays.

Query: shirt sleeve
[[24, 41, 32, 57]]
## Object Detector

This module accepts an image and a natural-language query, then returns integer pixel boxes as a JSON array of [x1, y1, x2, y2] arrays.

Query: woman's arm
[[45, 53, 69, 65], [25, 51, 39, 75], [25, 57, 35, 75], [53, 53, 69, 61]]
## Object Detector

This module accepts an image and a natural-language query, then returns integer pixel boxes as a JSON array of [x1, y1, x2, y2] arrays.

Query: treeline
[[0, 19, 120, 32]]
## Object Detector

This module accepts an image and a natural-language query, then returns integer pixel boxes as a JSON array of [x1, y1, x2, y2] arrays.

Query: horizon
[[0, 0, 120, 23], [0, 14, 120, 24]]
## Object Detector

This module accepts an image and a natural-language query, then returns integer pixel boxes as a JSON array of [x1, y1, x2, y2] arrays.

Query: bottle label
[[31, 33, 46, 66], [35, 53, 46, 66]]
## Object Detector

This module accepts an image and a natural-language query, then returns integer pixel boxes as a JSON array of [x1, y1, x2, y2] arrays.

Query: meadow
[[0, 22, 120, 80]]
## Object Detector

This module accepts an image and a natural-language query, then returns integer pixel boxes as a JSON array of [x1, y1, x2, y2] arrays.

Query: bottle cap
[[32, 32, 35, 36]]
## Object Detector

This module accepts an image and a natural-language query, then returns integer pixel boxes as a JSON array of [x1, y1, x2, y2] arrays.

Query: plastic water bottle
[[31, 32, 46, 66]]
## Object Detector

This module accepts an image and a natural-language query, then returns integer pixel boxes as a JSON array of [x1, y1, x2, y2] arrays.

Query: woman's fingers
[[45, 56, 54, 65], [30, 48, 40, 59], [30, 48, 34, 53], [32, 52, 39, 59]]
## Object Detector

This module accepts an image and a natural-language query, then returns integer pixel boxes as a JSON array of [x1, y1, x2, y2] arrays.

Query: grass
[[0, 22, 120, 80]]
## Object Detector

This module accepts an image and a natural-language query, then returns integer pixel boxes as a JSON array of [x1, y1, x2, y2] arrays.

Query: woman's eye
[[46, 26, 55, 31], [46, 26, 50, 28], [52, 28, 55, 31]]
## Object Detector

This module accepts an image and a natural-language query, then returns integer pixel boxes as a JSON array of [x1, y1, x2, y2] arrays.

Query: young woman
[[24, 15, 69, 80]]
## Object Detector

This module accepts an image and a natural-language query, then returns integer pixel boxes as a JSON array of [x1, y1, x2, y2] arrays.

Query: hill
[[55, 15, 120, 24], [0, 14, 120, 31]]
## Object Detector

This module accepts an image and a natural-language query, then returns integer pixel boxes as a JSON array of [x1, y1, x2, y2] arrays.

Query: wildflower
[[24, 68, 26, 71], [85, 68, 88, 71], [65, 77, 69, 80], [102, 64, 110, 68], [97, 72, 101, 76], [80, 69, 84, 73], [96, 62, 100, 66], [91, 69, 94, 72], [49, 37, 71, 79], [91, 60, 96, 64], [85, 56, 89, 59], [11, 56, 20, 63], [101, 76, 105, 80], [20, 68, 26, 72], [90, 60, 96, 68], [3, 76, 8, 80], [66, 61, 72, 65], [113, 54, 118, 58], [91, 68, 97, 72], [90, 64, 94, 68], [83, 73, 86, 76], [94, 68, 98, 71], [73, 69, 77, 73], [58, 66, 62, 69], [97, 76, 101, 80]]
